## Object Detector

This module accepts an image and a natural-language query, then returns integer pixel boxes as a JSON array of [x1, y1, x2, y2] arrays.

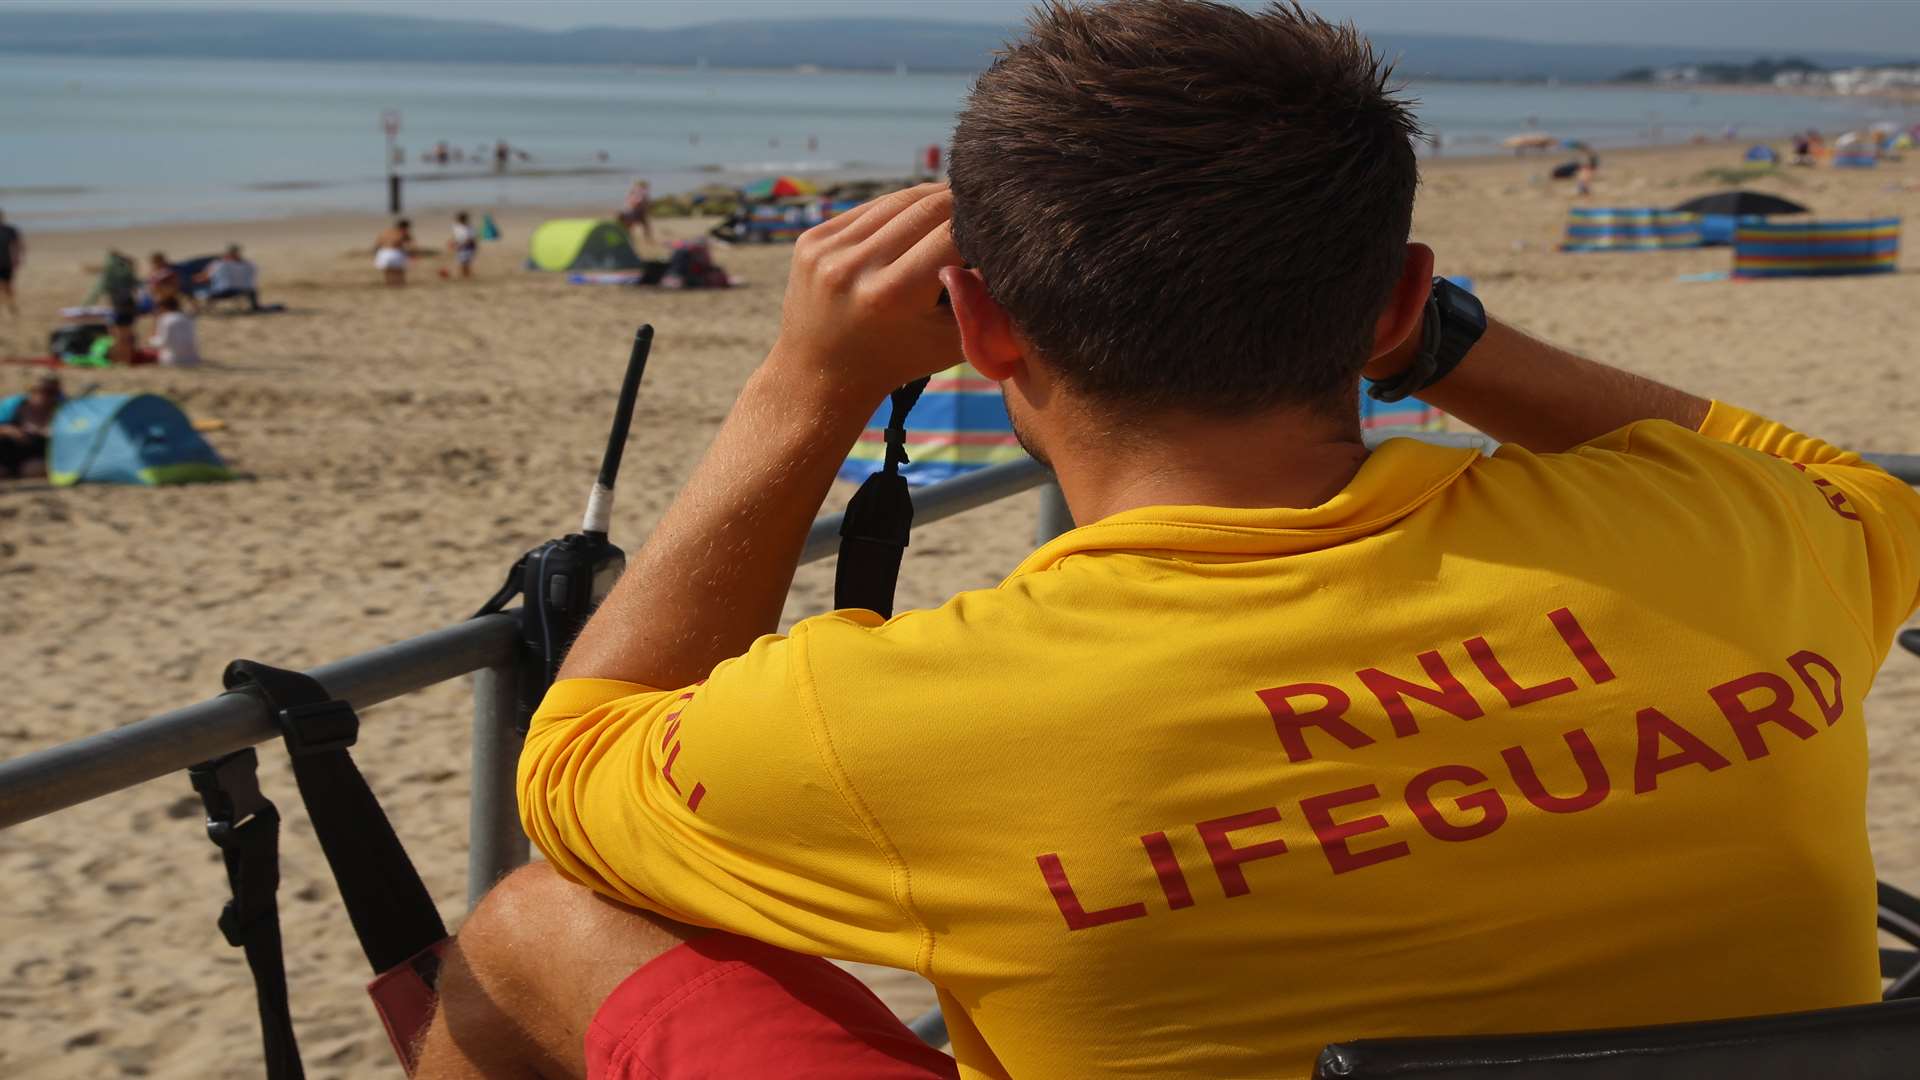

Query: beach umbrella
[[740, 175, 818, 200], [1671, 191, 1808, 217]]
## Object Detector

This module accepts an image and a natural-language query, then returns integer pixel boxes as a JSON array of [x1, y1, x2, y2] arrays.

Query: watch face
[[1437, 280, 1486, 328]]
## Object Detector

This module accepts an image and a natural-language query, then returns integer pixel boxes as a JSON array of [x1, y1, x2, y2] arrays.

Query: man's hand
[[555, 185, 967, 688], [768, 183, 964, 405]]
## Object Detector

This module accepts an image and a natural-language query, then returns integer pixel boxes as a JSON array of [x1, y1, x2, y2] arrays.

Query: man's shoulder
[[1486, 417, 1770, 486], [796, 583, 1036, 654]]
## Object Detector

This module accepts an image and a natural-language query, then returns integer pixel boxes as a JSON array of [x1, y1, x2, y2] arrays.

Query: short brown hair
[[950, 0, 1421, 415]]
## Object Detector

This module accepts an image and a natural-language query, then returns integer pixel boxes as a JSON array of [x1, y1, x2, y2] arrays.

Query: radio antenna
[[581, 324, 652, 537]]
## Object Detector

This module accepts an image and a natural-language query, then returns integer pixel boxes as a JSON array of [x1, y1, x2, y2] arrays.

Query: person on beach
[[145, 252, 194, 321], [147, 296, 200, 367], [0, 210, 23, 319], [0, 375, 62, 479], [446, 211, 478, 280], [419, 4, 1920, 1078], [194, 244, 262, 311], [83, 250, 140, 364], [621, 179, 653, 248], [374, 219, 412, 287]]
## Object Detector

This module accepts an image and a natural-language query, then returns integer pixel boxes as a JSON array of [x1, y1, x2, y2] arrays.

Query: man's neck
[[1047, 401, 1372, 525]]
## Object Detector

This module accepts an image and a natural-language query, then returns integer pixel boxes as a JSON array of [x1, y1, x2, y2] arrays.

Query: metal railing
[[7, 436, 1917, 888], [0, 457, 1068, 903], [2, 434, 1916, 1054]]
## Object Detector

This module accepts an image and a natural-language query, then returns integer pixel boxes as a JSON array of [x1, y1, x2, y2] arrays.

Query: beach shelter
[[735, 199, 862, 243], [1561, 208, 1702, 251], [46, 393, 232, 486], [1744, 145, 1779, 164], [1672, 192, 1807, 247], [1358, 389, 1443, 431], [1732, 218, 1900, 279], [1833, 150, 1879, 169], [838, 364, 1026, 486], [740, 176, 818, 201], [527, 219, 643, 272]]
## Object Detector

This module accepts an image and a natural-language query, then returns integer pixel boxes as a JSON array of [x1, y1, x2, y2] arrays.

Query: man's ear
[[940, 266, 1022, 382], [1370, 242, 1437, 361]]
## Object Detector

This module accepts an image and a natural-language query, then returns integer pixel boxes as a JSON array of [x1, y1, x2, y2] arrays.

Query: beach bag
[[481, 214, 501, 242], [49, 323, 106, 360], [190, 660, 451, 1079]]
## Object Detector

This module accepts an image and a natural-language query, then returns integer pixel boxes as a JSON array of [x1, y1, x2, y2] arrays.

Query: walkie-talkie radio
[[475, 325, 652, 729]]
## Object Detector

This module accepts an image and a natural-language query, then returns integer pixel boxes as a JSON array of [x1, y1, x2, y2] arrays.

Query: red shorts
[[586, 933, 960, 1079]]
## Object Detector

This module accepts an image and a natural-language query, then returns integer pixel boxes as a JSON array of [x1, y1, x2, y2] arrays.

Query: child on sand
[[148, 297, 200, 366], [446, 212, 477, 280], [374, 219, 412, 287], [621, 180, 653, 248]]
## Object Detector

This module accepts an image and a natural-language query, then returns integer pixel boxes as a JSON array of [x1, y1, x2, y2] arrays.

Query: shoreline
[[19, 129, 1876, 237]]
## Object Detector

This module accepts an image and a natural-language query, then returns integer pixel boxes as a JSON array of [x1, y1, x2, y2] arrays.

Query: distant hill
[[0, 8, 1910, 80]]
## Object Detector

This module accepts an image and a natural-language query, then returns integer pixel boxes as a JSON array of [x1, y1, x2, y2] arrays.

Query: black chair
[[1314, 879, 1920, 1078], [1313, 997, 1920, 1078]]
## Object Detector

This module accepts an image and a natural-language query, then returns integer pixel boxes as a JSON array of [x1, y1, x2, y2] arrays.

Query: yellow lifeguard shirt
[[521, 404, 1920, 1079]]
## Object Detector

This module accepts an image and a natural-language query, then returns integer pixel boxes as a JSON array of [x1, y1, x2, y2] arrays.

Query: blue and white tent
[[47, 394, 232, 486]]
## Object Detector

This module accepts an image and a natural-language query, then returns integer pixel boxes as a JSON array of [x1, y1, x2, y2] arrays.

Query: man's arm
[[1370, 311, 1710, 453], [558, 183, 965, 688], [1379, 291, 1920, 641]]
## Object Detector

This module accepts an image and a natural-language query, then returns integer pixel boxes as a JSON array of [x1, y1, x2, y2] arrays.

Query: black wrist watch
[[1366, 277, 1486, 403]]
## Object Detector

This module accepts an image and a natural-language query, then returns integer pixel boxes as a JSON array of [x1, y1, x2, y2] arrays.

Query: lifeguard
[[414, 3, 1920, 1078]]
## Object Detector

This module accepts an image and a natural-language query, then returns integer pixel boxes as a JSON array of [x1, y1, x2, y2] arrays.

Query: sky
[[61, 0, 1920, 53]]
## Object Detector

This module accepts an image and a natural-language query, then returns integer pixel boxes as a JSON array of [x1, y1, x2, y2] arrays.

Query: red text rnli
[[1036, 607, 1846, 930]]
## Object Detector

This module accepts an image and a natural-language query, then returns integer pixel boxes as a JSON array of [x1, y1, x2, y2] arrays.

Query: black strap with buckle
[[835, 376, 930, 617], [190, 747, 304, 1080], [190, 660, 450, 1080]]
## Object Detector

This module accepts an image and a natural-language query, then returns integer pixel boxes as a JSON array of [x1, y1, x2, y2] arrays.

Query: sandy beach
[[5, 140, 1920, 1076]]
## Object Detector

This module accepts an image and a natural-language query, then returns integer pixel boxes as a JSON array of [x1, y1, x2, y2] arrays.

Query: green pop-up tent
[[527, 219, 644, 272]]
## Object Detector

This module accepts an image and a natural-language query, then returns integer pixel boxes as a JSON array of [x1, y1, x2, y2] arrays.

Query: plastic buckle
[[279, 699, 359, 758], [190, 748, 271, 846]]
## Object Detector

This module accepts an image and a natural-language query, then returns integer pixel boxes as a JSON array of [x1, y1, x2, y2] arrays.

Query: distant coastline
[[4, 52, 1903, 234]]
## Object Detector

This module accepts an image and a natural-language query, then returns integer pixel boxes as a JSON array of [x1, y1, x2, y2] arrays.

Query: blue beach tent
[[47, 393, 233, 486]]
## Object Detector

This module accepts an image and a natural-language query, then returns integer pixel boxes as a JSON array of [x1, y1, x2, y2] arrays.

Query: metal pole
[[468, 662, 529, 907], [0, 613, 520, 829], [1034, 480, 1073, 545]]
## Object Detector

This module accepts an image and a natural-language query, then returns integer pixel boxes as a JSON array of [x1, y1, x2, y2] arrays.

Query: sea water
[[1, 53, 1909, 230]]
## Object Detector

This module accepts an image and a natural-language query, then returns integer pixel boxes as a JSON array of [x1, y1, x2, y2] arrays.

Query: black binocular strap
[[836, 376, 930, 617], [191, 659, 450, 1080]]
